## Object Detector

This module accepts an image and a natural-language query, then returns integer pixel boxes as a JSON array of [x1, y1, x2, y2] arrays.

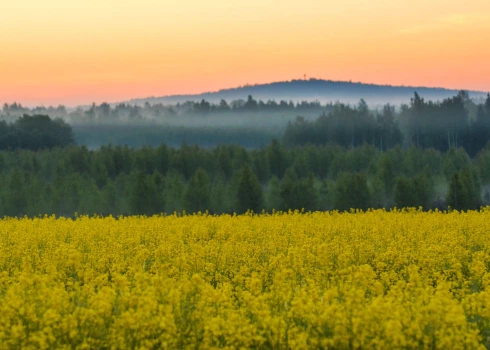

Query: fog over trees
[[2, 90, 489, 154], [1, 88, 490, 215]]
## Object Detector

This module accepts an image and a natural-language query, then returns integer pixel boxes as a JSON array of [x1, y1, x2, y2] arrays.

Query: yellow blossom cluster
[[1, 209, 490, 349]]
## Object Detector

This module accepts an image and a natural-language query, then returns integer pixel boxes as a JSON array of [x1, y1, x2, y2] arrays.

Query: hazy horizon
[[2, 77, 488, 109]]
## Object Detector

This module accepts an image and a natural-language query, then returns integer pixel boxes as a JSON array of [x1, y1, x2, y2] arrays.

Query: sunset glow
[[2, 0, 490, 106]]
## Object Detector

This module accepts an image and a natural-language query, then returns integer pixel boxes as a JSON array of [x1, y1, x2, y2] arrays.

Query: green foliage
[[379, 156, 396, 197], [265, 176, 281, 211], [210, 176, 229, 214], [0, 115, 75, 150], [284, 103, 403, 150], [236, 165, 264, 213], [101, 181, 117, 215], [0, 140, 487, 217], [129, 171, 164, 215], [267, 139, 288, 179], [447, 169, 481, 210], [369, 176, 386, 208], [394, 173, 431, 209], [279, 169, 317, 211], [163, 170, 185, 214], [184, 168, 211, 213], [317, 179, 334, 211], [5, 170, 27, 217], [334, 172, 370, 211]]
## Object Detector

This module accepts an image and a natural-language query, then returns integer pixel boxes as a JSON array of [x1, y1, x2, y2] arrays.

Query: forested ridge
[[0, 92, 490, 216], [124, 78, 486, 105]]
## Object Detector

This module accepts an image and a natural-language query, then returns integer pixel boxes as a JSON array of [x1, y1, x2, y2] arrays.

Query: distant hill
[[123, 79, 487, 106]]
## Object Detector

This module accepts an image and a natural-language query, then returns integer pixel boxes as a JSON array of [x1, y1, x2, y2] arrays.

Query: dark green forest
[[1, 141, 490, 217], [284, 92, 490, 156], [0, 115, 74, 150], [1, 92, 490, 216]]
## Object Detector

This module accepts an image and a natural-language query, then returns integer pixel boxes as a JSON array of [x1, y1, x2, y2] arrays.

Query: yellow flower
[[0, 210, 490, 348]]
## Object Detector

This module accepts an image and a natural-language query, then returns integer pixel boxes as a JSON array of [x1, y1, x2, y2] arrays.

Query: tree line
[[0, 115, 74, 150], [284, 92, 490, 156], [3, 92, 489, 152], [1, 96, 332, 124], [0, 93, 490, 216], [1, 142, 490, 217]]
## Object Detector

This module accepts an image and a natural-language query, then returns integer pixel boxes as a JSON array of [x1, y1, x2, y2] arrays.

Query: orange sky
[[1, 0, 490, 106]]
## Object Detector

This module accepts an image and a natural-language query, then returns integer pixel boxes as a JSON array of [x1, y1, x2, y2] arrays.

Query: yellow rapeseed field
[[1, 209, 490, 349]]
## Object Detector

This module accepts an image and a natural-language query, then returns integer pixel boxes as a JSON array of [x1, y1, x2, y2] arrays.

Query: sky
[[1, 0, 490, 106]]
